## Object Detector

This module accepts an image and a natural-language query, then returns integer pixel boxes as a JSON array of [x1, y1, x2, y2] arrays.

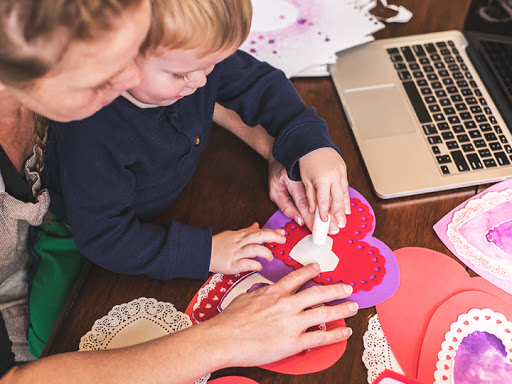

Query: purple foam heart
[[256, 187, 399, 309], [454, 331, 512, 384]]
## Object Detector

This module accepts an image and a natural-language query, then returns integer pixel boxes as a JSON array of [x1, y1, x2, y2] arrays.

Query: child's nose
[[110, 61, 142, 92], [187, 70, 208, 89]]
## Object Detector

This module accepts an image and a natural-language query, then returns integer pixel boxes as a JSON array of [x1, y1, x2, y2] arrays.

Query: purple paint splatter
[[453, 331, 512, 384]]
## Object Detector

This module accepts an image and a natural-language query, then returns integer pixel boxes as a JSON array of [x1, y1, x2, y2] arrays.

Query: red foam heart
[[208, 377, 259, 384], [185, 273, 347, 375], [266, 197, 386, 292], [417, 291, 512, 384], [376, 247, 512, 378]]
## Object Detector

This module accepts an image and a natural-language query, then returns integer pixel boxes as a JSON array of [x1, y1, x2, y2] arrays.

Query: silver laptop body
[[330, 3, 512, 199]]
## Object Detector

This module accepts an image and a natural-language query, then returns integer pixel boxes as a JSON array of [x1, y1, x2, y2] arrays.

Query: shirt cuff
[[172, 223, 212, 280]]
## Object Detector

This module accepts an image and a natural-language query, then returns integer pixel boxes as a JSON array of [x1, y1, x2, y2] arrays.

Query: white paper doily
[[362, 314, 404, 383], [79, 297, 210, 384]]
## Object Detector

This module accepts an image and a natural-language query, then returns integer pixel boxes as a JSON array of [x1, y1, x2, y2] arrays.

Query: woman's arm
[[3, 264, 357, 384]]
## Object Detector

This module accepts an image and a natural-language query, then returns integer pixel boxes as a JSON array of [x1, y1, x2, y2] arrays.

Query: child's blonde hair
[[141, 0, 252, 57]]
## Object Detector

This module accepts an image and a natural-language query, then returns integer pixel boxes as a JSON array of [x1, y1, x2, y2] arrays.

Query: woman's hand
[[205, 263, 358, 367]]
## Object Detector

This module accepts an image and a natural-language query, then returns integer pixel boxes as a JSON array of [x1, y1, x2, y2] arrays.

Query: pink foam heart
[[417, 291, 512, 384], [208, 377, 259, 384], [376, 247, 512, 378]]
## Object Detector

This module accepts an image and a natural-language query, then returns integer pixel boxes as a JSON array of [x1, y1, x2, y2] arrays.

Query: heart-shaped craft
[[258, 188, 399, 309], [434, 179, 512, 295], [208, 377, 259, 384], [376, 247, 512, 379], [416, 291, 512, 384], [184, 271, 347, 375]]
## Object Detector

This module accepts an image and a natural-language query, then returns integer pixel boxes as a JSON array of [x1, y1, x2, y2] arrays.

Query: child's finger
[[303, 182, 317, 214], [233, 258, 264, 273], [243, 228, 286, 245], [315, 183, 331, 223], [237, 243, 274, 262]]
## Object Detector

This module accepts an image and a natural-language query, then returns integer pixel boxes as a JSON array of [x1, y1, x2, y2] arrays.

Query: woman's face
[[3, 0, 151, 122]]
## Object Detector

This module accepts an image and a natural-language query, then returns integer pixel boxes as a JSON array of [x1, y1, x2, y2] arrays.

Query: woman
[[0, 0, 357, 382]]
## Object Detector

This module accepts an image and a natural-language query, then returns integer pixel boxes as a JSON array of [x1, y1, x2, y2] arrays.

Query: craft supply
[[312, 207, 330, 245]]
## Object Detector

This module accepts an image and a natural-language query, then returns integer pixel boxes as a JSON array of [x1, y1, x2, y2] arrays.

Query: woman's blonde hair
[[141, 0, 252, 57], [0, 0, 143, 86]]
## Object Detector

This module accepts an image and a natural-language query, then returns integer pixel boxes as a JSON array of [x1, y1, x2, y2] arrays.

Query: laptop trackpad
[[344, 85, 416, 140]]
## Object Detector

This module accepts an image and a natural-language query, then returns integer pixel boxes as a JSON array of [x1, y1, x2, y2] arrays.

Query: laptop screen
[[464, 0, 512, 37]]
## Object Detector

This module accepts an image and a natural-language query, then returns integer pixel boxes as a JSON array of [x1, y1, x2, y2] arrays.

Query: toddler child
[[43, 0, 350, 280]]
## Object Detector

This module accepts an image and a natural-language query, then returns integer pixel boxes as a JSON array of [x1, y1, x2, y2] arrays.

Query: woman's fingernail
[[348, 302, 358, 312], [337, 219, 346, 228], [295, 216, 303, 226], [342, 328, 352, 337], [343, 284, 353, 295], [330, 227, 340, 235]]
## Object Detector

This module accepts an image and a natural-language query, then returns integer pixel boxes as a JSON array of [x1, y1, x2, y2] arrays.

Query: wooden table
[[44, 1, 482, 382]]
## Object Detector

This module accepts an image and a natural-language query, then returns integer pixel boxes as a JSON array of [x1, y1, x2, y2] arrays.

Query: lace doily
[[362, 314, 404, 383], [446, 189, 512, 280], [434, 308, 512, 384], [79, 297, 209, 384]]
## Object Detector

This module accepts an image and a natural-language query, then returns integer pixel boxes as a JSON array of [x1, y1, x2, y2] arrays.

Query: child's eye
[[173, 73, 189, 80], [93, 80, 113, 93]]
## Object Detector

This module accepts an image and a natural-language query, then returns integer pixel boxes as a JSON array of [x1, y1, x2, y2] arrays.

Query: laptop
[[329, 0, 512, 199]]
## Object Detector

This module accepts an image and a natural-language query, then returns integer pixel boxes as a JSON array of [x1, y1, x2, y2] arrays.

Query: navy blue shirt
[[44, 50, 339, 280]]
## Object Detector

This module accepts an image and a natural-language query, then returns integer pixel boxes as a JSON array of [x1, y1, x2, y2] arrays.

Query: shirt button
[[193, 135, 201, 146]]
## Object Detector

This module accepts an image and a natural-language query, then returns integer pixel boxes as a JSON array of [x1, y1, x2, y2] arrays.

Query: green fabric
[[27, 216, 86, 358]]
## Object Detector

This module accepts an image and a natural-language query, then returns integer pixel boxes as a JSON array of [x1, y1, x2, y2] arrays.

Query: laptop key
[[495, 152, 511, 166], [485, 133, 497, 141], [436, 155, 451, 164], [484, 158, 497, 168], [474, 139, 486, 148], [451, 150, 470, 171], [467, 153, 483, 169], [401, 46, 416, 62], [425, 43, 437, 54], [431, 145, 440, 154], [462, 143, 475, 152], [490, 142, 502, 151], [387, 48, 400, 54], [479, 149, 491, 157], [452, 125, 464, 133], [422, 124, 437, 135], [499, 135, 508, 144], [398, 71, 412, 80], [402, 81, 432, 123], [460, 112, 472, 120], [468, 130, 482, 139], [505, 145, 512, 154], [442, 132, 454, 140], [495, 126, 503, 134], [479, 123, 492, 132], [446, 141, 459, 149], [440, 165, 450, 174], [428, 136, 442, 144]]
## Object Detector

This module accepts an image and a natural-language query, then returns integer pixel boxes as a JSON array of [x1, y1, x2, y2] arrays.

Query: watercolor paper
[[376, 247, 512, 379], [415, 291, 512, 384], [434, 179, 512, 295], [240, 0, 384, 77]]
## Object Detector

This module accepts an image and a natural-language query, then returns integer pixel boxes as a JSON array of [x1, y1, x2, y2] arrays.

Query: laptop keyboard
[[480, 40, 512, 98], [387, 40, 512, 175]]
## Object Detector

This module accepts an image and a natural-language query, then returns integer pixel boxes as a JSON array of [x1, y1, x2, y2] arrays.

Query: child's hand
[[298, 147, 350, 234], [210, 222, 286, 274]]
